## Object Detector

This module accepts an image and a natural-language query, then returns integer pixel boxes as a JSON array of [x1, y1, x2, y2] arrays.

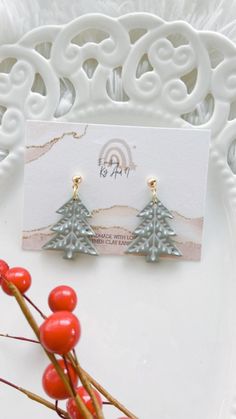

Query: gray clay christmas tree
[[126, 179, 182, 263], [43, 176, 98, 259]]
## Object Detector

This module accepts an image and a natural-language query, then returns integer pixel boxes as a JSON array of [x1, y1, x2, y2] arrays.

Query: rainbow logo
[[99, 138, 136, 170]]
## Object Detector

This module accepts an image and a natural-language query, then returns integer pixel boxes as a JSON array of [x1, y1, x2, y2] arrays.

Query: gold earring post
[[72, 175, 82, 200], [147, 178, 158, 203]]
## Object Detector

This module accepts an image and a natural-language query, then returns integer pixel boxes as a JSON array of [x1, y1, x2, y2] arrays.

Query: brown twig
[[23, 294, 47, 319], [0, 378, 69, 418], [6, 282, 93, 419], [83, 369, 138, 419], [62, 355, 77, 397], [70, 351, 138, 418], [67, 353, 105, 419], [55, 400, 68, 419], [2, 282, 138, 419], [0, 332, 136, 417], [0, 333, 39, 344], [73, 348, 79, 366]]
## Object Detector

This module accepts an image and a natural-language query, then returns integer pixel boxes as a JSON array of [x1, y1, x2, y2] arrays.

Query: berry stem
[[72, 348, 78, 365], [7, 281, 93, 419], [23, 294, 47, 319], [55, 400, 68, 419], [0, 377, 19, 391], [81, 368, 138, 419], [67, 353, 105, 419], [0, 333, 39, 344], [68, 351, 138, 418], [62, 355, 77, 397], [3, 280, 138, 419], [0, 377, 69, 417]]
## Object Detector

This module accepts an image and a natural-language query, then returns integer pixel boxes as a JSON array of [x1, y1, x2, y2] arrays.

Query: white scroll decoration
[[0, 13, 235, 214]]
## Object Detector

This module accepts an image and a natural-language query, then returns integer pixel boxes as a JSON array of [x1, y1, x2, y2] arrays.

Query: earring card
[[23, 121, 210, 261]]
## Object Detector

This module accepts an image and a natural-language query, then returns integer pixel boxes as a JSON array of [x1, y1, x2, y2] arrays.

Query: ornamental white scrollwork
[[0, 13, 235, 206]]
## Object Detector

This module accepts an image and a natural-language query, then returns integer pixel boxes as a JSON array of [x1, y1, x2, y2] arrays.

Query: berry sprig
[[0, 260, 136, 419]]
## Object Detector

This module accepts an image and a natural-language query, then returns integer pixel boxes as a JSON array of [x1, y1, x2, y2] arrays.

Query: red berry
[[2, 267, 31, 295], [0, 260, 9, 275], [40, 311, 81, 355], [42, 359, 78, 400], [48, 286, 77, 312], [0, 260, 9, 284], [67, 386, 103, 419]]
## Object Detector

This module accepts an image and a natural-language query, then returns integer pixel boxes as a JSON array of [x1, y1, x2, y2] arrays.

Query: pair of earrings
[[43, 176, 182, 263]]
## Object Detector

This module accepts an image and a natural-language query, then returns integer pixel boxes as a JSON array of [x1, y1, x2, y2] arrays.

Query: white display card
[[23, 121, 210, 261]]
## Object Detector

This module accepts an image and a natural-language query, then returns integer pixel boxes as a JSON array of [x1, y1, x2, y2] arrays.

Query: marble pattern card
[[23, 121, 210, 260]]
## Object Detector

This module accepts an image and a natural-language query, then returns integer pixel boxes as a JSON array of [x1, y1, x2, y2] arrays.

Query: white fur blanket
[[1, 0, 236, 44]]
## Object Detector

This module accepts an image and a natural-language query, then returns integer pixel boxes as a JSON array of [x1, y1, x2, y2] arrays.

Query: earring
[[43, 175, 98, 260], [125, 178, 182, 263]]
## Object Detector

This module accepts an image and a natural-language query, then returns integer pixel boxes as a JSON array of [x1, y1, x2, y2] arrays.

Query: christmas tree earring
[[125, 178, 182, 263], [43, 175, 98, 260]]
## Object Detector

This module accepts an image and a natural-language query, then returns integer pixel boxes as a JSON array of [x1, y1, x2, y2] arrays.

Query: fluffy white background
[[1, 0, 236, 43]]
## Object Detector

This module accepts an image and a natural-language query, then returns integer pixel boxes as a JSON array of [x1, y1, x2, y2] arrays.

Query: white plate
[[0, 13, 236, 419]]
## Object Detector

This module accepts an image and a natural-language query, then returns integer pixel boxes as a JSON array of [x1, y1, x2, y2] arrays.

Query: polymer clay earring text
[[126, 178, 182, 262], [43, 176, 98, 259]]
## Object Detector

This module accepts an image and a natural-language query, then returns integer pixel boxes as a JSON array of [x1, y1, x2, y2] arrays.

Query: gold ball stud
[[73, 175, 82, 185], [147, 178, 157, 189]]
